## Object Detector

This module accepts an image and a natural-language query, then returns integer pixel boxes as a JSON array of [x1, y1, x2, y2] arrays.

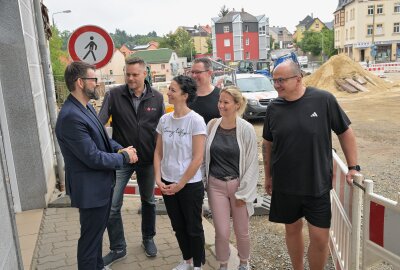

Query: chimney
[[241, 8, 244, 12], [311, 13, 313, 18]]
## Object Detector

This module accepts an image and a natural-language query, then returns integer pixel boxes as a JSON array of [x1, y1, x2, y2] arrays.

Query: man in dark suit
[[55, 61, 137, 270]]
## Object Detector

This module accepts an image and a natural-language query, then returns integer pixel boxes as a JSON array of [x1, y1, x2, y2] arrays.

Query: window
[[161, 64, 165, 69], [345, 11, 348, 22], [245, 38, 250, 46], [367, 25, 373, 35], [223, 25, 229, 33], [225, 53, 231, 61], [224, 39, 230, 47], [245, 25, 249, 32], [376, 23, 383, 35], [110, 70, 113, 75], [245, 52, 250, 59], [395, 3, 400, 13], [377, 4, 383, 14], [368, 5, 374, 15], [394, 23, 400, 33], [259, 25, 266, 35], [315, 23, 320, 28]]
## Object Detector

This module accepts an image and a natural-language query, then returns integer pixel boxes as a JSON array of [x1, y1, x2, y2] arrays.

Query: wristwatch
[[348, 165, 361, 171]]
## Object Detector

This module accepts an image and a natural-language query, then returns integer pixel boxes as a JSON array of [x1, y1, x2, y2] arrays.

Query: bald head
[[273, 60, 302, 77]]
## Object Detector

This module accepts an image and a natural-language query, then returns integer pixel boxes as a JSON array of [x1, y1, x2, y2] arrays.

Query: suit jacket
[[55, 94, 125, 208]]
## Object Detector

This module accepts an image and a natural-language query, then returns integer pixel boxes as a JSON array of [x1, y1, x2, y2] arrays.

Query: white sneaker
[[172, 261, 193, 270], [193, 267, 202, 270], [238, 263, 249, 270]]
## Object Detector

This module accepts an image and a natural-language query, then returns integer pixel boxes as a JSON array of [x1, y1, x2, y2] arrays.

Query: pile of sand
[[303, 54, 392, 94]]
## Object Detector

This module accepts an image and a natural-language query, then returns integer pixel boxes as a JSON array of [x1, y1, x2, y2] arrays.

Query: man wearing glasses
[[189, 58, 220, 124], [262, 56, 359, 269], [55, 61, 138, 270], [98, 57, 164, 266]]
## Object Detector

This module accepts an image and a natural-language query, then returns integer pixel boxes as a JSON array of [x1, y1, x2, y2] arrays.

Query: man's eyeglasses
[[190, 70, 209, 75], [273, 52, 300, 71], [272, 75, 299, 84], [80, 77, 98, 83]]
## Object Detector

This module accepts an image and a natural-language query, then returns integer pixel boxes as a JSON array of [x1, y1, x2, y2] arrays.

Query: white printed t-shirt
[[156, 110, 206, 184]]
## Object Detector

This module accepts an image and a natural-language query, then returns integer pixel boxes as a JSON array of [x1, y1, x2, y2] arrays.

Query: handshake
[[120, 146, 138, 164]]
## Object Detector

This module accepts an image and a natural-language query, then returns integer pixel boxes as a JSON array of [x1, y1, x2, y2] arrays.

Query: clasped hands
[[157, 181, 184, 195], [121, 146, 138, 163]]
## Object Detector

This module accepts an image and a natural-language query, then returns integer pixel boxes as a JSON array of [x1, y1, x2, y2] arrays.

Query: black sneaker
[[142, 238, 157, 257], [102, 249, 126, 266]]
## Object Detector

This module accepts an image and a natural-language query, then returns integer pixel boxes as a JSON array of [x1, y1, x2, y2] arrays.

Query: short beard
[[84, 86, 99, 100]]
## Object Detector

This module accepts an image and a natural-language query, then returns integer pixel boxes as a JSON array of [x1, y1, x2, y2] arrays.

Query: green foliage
[[109, 29, 162, 48], [297, 28, 337, 58], [206, 37, 212, 54], [159, 28, 196, 60], [270, 37, 275, 49], [60, 30, 71, 51], [49, 26, 68, 79]]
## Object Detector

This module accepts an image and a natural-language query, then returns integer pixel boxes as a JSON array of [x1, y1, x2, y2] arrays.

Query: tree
[[49, 26, 68, 79], [60, 30, 71, 51], [297, 27, 337, 59], [206, 37, 212, 54], [159, 28, 196, 60], [110, 28, 132, 48], [218, 5, 229, 17]]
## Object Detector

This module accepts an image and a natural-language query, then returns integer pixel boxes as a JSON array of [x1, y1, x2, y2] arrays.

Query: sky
[[44, 0, 338, 36]]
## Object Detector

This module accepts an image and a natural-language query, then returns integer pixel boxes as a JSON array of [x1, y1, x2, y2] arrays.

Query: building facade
[[211, 9, 270, 61], [96, 49, 126, 85], [178, 26, 211, 55], [269, 26, 293, 49], [294, 15, 327, 43], [133, 48, 186, 82], [334, 0, 400, 62], [1, 0, 61, 268]]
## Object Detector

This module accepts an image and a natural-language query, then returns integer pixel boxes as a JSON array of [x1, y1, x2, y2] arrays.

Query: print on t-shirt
[[163, 127, 190, 137]]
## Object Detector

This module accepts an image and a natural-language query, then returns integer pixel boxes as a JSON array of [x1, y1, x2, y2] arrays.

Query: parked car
[[235, 73, 278, 120]]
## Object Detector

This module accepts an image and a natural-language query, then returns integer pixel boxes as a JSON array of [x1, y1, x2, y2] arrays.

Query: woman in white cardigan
[[204, 86, 259, 270]]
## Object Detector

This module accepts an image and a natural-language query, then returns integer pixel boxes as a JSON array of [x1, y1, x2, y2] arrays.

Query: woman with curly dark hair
[[154, 75, 207, 270]]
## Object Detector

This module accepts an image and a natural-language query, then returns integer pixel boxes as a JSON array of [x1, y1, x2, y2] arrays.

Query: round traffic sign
[[68, 25, 114, 69]]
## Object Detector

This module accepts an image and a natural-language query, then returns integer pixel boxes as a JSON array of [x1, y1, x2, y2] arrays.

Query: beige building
[[269, 26, 293, 49], [334, 0, 400, 62], [95, 49, 125, 84]]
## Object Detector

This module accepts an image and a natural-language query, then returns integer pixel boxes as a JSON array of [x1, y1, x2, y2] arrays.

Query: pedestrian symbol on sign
[[83, 36, 97, 61], [68, 25, 114, 69]]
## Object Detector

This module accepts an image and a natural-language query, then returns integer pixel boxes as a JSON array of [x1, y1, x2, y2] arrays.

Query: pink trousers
[[207, 175, 250, 263]]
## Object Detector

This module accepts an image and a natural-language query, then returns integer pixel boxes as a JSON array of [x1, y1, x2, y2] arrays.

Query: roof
[[297, 15, 314, 28], [178, 26, 210, 37], [215, 10, 258, 24], [133, 44, 150, 50], [336, 0, 354, 11], [269, 26, 291, 35], [324, 21, 334, 30], [131, 48, 174, 64], [122, 42, 136, 51]]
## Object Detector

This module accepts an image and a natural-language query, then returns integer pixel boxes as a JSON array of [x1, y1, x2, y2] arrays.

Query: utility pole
[[370, 3, 377, 62]]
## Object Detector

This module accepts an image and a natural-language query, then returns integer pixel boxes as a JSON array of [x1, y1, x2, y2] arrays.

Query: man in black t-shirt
[[189, 58, 220, 123], [262, 59, 359, 270]]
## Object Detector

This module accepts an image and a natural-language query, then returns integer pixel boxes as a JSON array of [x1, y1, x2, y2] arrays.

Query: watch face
[[349, 165, 361, 171]]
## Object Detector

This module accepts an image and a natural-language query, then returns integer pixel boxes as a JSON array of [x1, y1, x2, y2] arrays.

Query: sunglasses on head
[[273, 52, 300, 71]]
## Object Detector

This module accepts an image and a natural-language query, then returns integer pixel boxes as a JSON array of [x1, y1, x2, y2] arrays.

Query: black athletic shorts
[[269, 190, 331, 228]]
